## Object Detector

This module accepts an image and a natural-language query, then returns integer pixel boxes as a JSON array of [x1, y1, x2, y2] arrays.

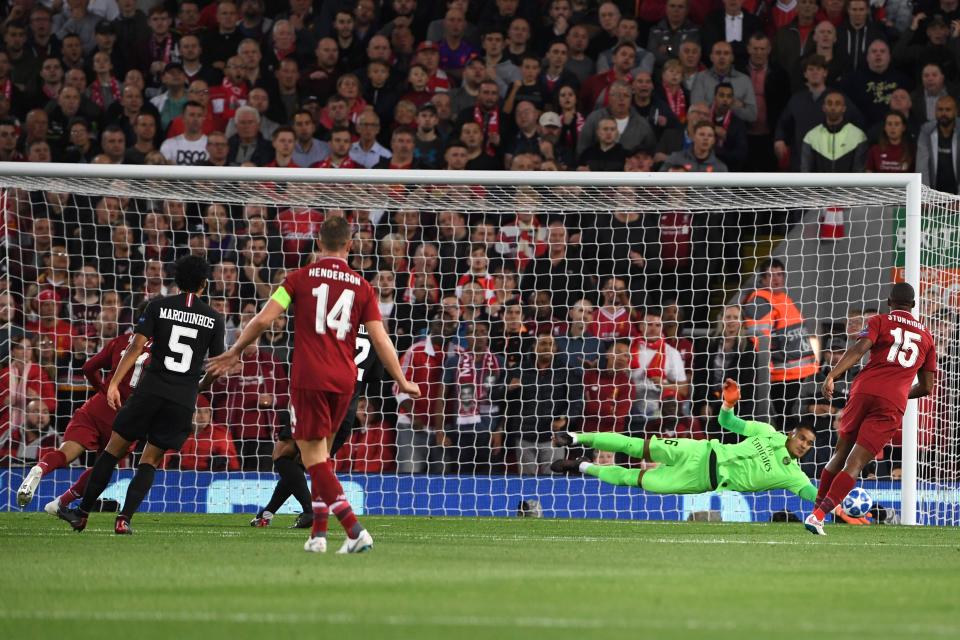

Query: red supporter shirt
[[311, 155, 361, 169], [588, 307, 635, 340], [25, 319, 76, 356], [582, 369, 634, 432], [81, 333, 153, 426], [279, 257, 381, 394], [659, 211, 693, 268], [276, 207, 325, 266], [865, 143, 912, 173], [210, 348, 289, 441], [851, 310, 937, 412], [395, 337, 446, 426]]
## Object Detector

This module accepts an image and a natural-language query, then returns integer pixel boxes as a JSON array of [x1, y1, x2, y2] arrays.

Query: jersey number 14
[[312, 284, 355, 340], [886, 327, 921, 368]]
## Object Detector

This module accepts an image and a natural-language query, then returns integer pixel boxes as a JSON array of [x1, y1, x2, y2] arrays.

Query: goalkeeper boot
[[550, 458, 585, 474], [303, 536, 328, 553], [336, 529, 374, 554], [250, 510, 272, 527], [114, 516, 134, 535], [58, 507, 87, 532], [16, 465, 42, 508], [289, 512, 314, 529], [551, 432, 575, 448], [804, 513, 826, 536]]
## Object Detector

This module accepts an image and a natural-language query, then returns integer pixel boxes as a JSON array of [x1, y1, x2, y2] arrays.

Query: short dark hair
[[714, 81, 734, 96], [173, 255, 210, 292], [889, 282, 915, 306], [794, 423, 816, 437], [330, 124, 352, 137], [272, 125, 294, 139], [320, 215, 352, 250], [183, 100, 204, 112], [758, 258, 785, 274], [392, 126, 415, 139]]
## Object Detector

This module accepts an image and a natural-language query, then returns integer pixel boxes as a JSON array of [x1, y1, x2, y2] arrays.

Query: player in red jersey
[[208, 216, 420, 554], [16, 303, 153, 513], [804, 283, 937, 535]]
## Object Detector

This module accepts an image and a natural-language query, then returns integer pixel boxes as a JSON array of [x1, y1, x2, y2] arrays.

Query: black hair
[[794, 423, 816, 437], [173, 254, 210, 292], [889, 282, 915, 307]]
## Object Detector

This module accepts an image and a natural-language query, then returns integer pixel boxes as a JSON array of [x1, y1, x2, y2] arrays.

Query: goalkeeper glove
[[832, 506, 873, 525], [722, 378, 740, 406]]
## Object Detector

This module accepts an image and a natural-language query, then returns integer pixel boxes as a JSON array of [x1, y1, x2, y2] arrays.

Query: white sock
[[578, 461, 593, 474]]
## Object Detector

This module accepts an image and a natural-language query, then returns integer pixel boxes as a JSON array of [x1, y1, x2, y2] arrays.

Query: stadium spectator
[[660, 121, 727, 171], [581, 340, 634, 433], [596, 16, 655, 77], [1, 398, 57, 464], [866, 112, 915, 172], [835, 0, 888, 73], [0, 336, 57, 440], [577, 116, 627, 171], [774, 54, 831, 171], [227, 105, 272, 166], [648, 0, 701, 66], [630, 307, 689, 419], [709, 82, 748, 170], [773, 0, 819, 73], [691, 41, 757, 124], [741, 258, 819, 427], [334, 397, 396, 473], [578, 81, 655, 158], [165, 396, 240, 472], [917, 96, 960, 193], [841, 39, 910, 126], [800, 91, 867, 172], [159, 101, 208, 165], [580, 43, 636, 111], [691, 304, 756, 440], [511, 333, 574, 474], [701, 0, 763, 66], [587, 276, 635, 340], [741, 32, 791, 172], [564, 24, 594, 84]]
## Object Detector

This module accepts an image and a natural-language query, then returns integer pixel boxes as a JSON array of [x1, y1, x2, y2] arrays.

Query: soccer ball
[[842, 487, 874, 518]]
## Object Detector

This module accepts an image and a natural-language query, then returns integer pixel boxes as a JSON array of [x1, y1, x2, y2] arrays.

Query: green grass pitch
[[1, 513, 958, 640]]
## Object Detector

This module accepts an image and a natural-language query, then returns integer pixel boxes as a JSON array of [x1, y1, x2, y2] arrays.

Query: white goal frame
[[0, 163, 924, 524]]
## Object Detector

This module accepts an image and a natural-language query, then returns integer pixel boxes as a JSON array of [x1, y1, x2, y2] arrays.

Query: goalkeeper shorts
[[642, 437, 717, 495]]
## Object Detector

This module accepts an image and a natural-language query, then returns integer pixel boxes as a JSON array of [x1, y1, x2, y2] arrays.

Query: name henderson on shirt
[[309, 266, 362, 286], [159, 307, 217, 329]]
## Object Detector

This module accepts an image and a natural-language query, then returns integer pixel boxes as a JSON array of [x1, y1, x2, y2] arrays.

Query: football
[[842, 487, 874, 518]]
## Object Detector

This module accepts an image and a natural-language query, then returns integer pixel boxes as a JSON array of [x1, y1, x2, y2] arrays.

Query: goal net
[[0, 165, 955, 525]]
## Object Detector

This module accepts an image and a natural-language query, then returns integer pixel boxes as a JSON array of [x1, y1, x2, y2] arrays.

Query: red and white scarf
[[663, 84, 687, 124], [711, 105, 732, 131], [454, 347, 500, 425], [474, 105, 499, 156], [1, 79, 11, 101], [90, 77, 121, 109]]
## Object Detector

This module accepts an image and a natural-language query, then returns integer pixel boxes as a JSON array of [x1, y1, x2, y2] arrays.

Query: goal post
[[1, 162, 952, 525]]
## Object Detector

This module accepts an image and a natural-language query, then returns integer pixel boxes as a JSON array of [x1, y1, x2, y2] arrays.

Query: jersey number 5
[[312, 284, 355, 340], [165, 325, 198, 373], [886, 327, 921, 368]]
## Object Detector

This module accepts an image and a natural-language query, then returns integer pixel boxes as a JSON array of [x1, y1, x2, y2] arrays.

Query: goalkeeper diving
[[551, 379, 818, 501]]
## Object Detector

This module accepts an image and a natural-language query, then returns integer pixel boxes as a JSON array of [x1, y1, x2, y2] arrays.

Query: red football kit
[[64, 333, 153, 451], [278, 257, 381, 439], [840, 310, 937, 454]]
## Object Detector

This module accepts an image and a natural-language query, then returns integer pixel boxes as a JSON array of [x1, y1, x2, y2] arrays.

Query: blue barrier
[[2, 468, 931, 521]]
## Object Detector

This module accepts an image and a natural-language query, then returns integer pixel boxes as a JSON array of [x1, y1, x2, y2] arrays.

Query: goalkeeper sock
[[37, 450, 67, 475], [273, 457, 312, 513], [814, 468, 837, 511], [583, 463, 642, 487], [574, 432, 646, 459], [815, 471, 856, 520], [120, 463, 156, 519], [78, 451, 119, 514], [60, 467, 93, 506]]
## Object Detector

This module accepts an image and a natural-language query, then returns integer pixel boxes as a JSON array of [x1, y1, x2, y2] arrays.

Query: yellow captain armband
[[271, 287, 292, 310]]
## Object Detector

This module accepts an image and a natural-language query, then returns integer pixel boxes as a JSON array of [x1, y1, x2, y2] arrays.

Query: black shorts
[[113, 391, 196, 452], [277, 388, 359, 457]]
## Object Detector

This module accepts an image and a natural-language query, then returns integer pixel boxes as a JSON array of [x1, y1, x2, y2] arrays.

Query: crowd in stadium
[[4, 0, 959, 479]]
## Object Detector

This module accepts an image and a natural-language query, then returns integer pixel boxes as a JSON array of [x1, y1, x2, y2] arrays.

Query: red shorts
[[290, 388, 352, 441], [63, 405, 113, 452], [839, 392, 904, 455]]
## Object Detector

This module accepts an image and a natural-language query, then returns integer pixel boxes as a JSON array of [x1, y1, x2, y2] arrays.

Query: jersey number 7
[[886, 327, 921, 368], [312, 284, 355, 340]]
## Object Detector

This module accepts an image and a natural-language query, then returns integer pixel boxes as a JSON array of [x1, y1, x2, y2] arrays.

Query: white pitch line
[[0, 609, 957, 637], [0, 526, 957, 548]]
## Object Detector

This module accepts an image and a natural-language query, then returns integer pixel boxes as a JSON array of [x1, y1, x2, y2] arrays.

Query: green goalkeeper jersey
[[713, 408, 817, 501]]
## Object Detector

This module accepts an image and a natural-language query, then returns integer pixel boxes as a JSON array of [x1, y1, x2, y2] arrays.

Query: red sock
[[816, 471, 856, 520], [309, 461, 362, 538], [59, 467, 93, 505], [37, 450, 67, 475], [814, 468, 837, 511]]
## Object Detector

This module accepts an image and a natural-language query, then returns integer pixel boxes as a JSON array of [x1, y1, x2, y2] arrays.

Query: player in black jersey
[[251, 325, 382, 528], [62, 255, 226, 534]]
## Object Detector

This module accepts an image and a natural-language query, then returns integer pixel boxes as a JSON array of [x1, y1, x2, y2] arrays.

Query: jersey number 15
[[886, 327, 921, 368]]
